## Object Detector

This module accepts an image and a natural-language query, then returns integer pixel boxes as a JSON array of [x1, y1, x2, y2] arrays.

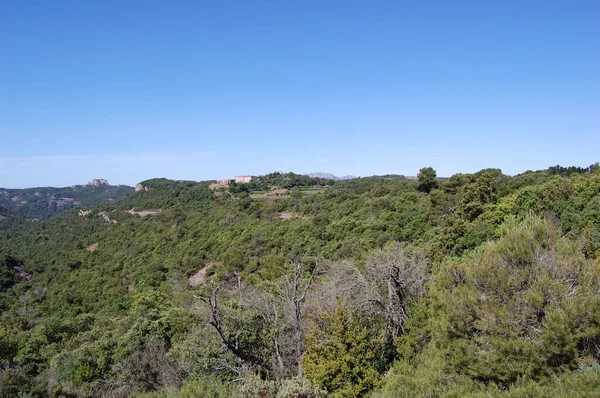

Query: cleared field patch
[[251, 188, 290, 200], [297, 187, 327, 196], [250, 192, 267, 199], [250, 186, 328, 200]]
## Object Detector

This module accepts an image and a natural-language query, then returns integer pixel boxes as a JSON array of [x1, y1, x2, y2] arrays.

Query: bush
[[237, 375, 326, 398], [302, 304, 383, 397]]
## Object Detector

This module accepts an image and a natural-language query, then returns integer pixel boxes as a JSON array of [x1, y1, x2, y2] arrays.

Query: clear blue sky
[[1, 1, 598, 188]]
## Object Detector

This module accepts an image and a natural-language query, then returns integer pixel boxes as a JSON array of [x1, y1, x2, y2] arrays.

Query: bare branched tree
[[195, 282, 259, 373], [281, 259, 321, 376], [195, 260, 322, 378], [330, 243, 427, 337], [279, 261, 313, 375], [242, 286, 289, 376], [243, 259, 323, 377]]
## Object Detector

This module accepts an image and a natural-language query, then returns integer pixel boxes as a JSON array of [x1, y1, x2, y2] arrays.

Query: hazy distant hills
[[3, 164, 594, 221], [0, 179, 134, 219], [307, 172, 356, 180], [307, 172, 421, 181]]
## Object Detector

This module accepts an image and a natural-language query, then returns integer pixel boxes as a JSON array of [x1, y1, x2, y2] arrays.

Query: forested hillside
[[0, 166, 599, 397], [0, 181, 134, 219]]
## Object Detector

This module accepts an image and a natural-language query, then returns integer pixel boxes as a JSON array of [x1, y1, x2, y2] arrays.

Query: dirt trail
[[188, 264, 213, 286], [127, 209, 161, 217]]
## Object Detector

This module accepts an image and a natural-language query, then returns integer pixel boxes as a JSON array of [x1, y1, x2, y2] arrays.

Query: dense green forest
[[1, 165, 599, 397], [0, 182, 134, 219]]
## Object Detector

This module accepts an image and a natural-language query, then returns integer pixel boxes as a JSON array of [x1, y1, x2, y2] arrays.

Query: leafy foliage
[[0, 164, 599, 396], [433, 216, 600, 385], [303, 304, 384, 397], [417, 167, 438, 193]]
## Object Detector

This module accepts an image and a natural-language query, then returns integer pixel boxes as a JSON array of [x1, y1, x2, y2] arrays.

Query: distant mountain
[[371, 174, 417, 180], [307, 172, 356, 180], [0, 179, 134, 219]]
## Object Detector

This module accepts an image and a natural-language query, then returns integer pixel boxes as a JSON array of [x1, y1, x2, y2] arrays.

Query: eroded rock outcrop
[[88, 179, 110, 187]]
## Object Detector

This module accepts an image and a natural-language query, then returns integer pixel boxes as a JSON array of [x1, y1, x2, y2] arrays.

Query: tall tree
[[417, 167, 438, 193]]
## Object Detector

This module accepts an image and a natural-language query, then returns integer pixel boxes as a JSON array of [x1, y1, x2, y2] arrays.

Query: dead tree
[[242, 287, 287, 375], [281, 260, 320, 377], [197, 261, 321, 378], [195, 282, 260, 373], [331, 243, 427, 338]]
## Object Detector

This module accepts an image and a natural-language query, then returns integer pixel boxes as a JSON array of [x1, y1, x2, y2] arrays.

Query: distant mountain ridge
[[0, 179, 134, 219], [307, 172, 356, 180]]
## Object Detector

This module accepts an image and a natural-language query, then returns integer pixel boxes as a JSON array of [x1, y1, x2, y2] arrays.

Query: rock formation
[[88, 179, 110, 187]]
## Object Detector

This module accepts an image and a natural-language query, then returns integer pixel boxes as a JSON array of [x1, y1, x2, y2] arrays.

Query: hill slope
[[0, 180, 134, 219], [0, 169, 599, 397]]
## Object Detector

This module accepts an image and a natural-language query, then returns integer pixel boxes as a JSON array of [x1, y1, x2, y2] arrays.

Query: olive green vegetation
[[0, 184, 134, 219], [0, 166, 599, 397]]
